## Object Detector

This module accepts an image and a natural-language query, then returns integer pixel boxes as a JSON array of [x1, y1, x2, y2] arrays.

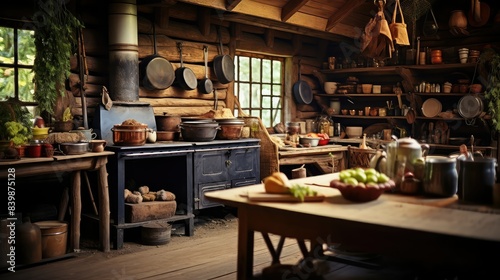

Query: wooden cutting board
[[243, 192, 326, 202]]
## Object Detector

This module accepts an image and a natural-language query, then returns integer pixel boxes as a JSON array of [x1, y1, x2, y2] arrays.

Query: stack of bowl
[[458, 48, 468, 63], [155, 114, 181, 141], [468, 49, 480, 63]]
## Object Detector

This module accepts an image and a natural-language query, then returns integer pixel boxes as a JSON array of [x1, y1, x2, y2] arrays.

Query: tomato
[[317, 133, 329, 140]]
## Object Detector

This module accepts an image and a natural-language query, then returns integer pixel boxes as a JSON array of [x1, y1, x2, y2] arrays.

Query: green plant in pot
[[32, 0, 83, 117], [0, 100, 33, 155]]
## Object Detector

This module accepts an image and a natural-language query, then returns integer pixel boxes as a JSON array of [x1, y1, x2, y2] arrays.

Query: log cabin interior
[[1, 0, 500, 278]]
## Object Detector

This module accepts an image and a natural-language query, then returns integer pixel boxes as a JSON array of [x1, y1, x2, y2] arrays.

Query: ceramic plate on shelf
[[421, 98, 442, 118]]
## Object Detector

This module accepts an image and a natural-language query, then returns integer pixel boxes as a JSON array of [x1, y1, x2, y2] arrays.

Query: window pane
[[262, 59, 271, 83], [262, 96, 271, 109], [18, 29, 35, 65], [0, 27, 14, 64], [0, 67, 15, 100], [18, 68, 35, 102], [272, 96, 282, 108], [251, 84, 261, 108], [251, 58, 261, 82], [238, 82, 250, 107], [272, 84, 281, 97], [272, 60, 281, 83], [238, 56, 250, 82]]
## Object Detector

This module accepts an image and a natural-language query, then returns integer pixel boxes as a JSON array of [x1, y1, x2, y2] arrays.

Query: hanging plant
[[479, 48, 500, 132], [32, 0, 83, 116]]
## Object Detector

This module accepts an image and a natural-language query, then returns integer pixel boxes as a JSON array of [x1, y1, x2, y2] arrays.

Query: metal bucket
[[34, 221, 68, 259], [141, 222, 172, 245]]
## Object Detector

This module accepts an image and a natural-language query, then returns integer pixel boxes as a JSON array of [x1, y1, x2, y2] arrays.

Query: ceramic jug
[[385, 137, 429, 179]]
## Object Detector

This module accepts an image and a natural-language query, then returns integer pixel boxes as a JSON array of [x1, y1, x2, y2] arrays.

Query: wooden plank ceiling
[[140, 0, 379, 41]]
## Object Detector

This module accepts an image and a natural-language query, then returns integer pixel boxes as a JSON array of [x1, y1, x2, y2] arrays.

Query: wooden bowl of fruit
[[330, 168, 395, 202]]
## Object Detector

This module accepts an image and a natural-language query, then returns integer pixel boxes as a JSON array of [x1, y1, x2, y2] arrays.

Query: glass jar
[[317, 116, 330, 135]]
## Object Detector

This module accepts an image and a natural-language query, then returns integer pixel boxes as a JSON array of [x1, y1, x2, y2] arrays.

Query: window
[[234, 53, 284, 128], [0, 24, 36, 106]]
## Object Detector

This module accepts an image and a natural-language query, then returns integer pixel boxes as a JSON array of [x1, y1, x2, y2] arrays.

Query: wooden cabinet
[[313, 63, 494, 155]]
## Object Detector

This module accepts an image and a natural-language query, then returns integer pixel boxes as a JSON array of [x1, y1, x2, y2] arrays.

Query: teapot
[[385, 137, 429, 179]]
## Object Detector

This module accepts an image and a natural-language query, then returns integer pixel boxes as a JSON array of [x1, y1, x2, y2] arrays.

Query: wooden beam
[[264, 29, 274, 48], [197, 7, 211, 37], [155, 7, 170, 29], [225, 0, 242, 11], [281, 0, 309, 22], [325, 0, 365, 32], [215, 13, 348, 42]]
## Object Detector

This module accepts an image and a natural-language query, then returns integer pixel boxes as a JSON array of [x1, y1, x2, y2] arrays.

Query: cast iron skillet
[[139, 23, 174, 90], [198, 45, 213, 94], [175, 42, 197, 90], [293, 58, 313, 104], [213, 26, 234, 84]]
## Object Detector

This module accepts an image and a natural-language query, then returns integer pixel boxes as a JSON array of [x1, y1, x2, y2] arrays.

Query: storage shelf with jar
[[311, 61, 493, 155]]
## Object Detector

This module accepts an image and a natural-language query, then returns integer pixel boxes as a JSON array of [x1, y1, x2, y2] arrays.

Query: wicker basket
[[237, 100, 279, 180]]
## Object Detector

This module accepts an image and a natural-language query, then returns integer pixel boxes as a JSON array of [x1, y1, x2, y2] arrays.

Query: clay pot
[[449, 10, 468, 29]]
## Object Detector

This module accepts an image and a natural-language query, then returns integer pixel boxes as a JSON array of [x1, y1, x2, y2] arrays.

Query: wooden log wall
[[66, 1, 332, 127]]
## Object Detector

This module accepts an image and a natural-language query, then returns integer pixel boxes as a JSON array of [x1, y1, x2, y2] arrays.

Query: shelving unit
[[313, 63, 494, 156]]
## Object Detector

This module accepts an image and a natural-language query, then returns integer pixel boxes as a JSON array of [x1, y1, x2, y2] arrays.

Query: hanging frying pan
[[139, 23, 174, 90], [293, 58, 313, 105], [213, 26, 234, 84], [175, 42, 197, 90], [198, 45, 213, 94]]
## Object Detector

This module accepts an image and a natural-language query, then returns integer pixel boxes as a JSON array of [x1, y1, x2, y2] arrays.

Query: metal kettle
[[385, 137, 429, 179]]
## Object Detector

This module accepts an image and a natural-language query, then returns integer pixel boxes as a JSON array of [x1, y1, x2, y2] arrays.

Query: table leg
[[98, 164, 110, 252], [71, 170, 81, 252], [237, 208, 254, 280]]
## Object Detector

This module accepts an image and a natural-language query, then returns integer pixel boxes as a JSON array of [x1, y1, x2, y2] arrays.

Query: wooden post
[[98, 159, 111, 252], [71, 171, 81, 252]]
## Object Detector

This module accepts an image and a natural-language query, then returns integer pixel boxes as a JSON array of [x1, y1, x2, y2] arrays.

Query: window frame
[[234, 51, 284, 128], [0, 19, 37, 107]]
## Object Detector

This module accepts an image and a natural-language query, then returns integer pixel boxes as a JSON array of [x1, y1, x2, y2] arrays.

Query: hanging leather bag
[[389, 0, 410, 46], [360, 7, 394, 59]]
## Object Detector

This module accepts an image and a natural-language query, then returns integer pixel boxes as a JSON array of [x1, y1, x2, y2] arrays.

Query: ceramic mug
[[71, 129, 97, 142]]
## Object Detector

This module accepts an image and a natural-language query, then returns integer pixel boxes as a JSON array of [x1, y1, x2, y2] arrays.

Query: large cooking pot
[[111, 124, 149, 146], [293, 58, 312, 104], [175, 42, 197, 90], [155, 113, 181, 131], [423, 156, 458, 197], [179, 121, 219, 142], [213, 26, 234, 84], [385, 137, 429, 179], [139, 24, 175, 90], [198, 45, 213, 94], [59, 142, 89, 155]]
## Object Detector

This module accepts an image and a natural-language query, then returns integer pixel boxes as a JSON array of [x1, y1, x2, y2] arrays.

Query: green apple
[[344, 177, 359, 186], [377, 173, 390, 183]]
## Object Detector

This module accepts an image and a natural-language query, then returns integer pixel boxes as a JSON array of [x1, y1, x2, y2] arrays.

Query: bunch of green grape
[[289, 184, 317, 201], [338, 168, 390, 187]]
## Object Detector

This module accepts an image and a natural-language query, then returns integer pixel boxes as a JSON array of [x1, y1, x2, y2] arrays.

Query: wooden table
[[0, 151, 113, 252], [278, 145, 347, 173], [205, 173, 500, 279]]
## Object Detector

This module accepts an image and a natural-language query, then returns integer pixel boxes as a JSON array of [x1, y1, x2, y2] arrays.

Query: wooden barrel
[[141, 221, 172, 245]]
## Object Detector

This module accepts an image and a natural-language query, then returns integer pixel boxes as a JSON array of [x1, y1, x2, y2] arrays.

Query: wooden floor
[[1, 208, 459, 279]]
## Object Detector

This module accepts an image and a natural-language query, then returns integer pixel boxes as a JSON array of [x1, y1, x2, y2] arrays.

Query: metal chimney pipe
[[108, 0, 139, 103]]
